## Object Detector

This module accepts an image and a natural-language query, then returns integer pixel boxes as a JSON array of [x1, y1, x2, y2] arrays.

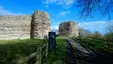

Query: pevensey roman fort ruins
[[59, 21, 79, 37], [0, 10, 79, 40], [0, 11, 50, 40]]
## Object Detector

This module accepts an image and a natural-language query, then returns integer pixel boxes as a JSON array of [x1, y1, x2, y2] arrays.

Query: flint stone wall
[[59, 21, 79, 37], [0, 11, 50, 40]]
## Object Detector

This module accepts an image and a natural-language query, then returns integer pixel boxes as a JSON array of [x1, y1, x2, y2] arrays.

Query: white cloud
[[44, 0, 57, 4], [65, 0, 75, 6], [43, 0, 75, 8], [50, 21, 109, 34], [0, 6, 25, 16], [79, 21, 107, 34], [60, 11, 71, 16], [51, 26, 59, 30], [51, 26, 59, 34], [45, 5, 49, 8]]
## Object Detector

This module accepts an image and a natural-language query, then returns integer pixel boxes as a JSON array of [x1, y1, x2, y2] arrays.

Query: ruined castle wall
[[0, 11, 50, 40], [31, 11, 50, 39], [0, 15, 32, 40], [59, 21, 79, 37]]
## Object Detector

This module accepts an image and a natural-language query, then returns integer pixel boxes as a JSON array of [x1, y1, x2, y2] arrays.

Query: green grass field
[[3, 37, 113, 64], [0, 39, 45, 64], [73, 37, 113, 53], [47, 39, 66, 64], [72, 37, 113, 64]]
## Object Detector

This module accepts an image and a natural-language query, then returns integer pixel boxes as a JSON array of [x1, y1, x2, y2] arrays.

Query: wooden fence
[[10, 32, 56, 64], [36, 43, 48, 64], [10, 43, 48, 64]]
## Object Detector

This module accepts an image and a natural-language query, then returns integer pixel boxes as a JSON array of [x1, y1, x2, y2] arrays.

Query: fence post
[[35, 47, 41, 64], [48, 32, 56, 53]]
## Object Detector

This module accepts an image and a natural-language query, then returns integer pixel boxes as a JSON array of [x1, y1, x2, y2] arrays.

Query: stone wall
[[59, 21, 79, 37], [31, 11, 50, 39], [0, 11, 50, 40]]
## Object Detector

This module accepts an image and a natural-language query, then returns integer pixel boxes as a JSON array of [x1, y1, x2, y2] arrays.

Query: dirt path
[[66, 38, 92, 55], [65, 38, 93, 64], [65, 40, 76, 64], [65, 38, 112, 64]]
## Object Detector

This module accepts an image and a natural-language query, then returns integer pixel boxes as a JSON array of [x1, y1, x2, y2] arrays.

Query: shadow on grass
[[0, 39, 45, 64], [73, 37, 113, 64]]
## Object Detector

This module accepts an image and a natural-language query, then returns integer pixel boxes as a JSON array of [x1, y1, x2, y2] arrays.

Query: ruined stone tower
[[0, 10, 50, 40], [31, 11, 50, 39], [59, 21, 79, 37]]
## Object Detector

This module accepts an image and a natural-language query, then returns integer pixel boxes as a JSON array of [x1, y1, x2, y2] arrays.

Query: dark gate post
[[48, 32, 56, 53]]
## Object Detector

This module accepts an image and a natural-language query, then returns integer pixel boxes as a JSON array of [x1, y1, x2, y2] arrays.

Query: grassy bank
[[47, 39, 66, 64], [73, 37, 113, 64], [0, 39, 45, 64], [73, 37, 113, 53]]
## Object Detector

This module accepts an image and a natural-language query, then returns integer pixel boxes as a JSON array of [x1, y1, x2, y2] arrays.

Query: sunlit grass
[[73, 37, 113, 64], [73, 37, 113, 52], [47, 39, 66, 64]]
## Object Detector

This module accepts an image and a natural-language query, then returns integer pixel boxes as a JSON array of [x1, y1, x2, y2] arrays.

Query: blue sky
[[0, 0, 113, 34]]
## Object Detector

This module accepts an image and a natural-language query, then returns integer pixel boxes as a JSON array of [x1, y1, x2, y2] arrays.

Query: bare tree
[[107, 21, 113, 33], [75, 0, 113, 19], [104, 21, 113, 42], [79, 27, 93, 37], [93, 31, 102, 38]]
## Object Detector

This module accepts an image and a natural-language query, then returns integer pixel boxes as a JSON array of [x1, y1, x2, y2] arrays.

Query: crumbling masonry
[[59, 21, 79, 37], [0, 11, 50, 40]]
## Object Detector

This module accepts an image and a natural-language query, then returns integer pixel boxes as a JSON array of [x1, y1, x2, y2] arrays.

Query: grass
[[73, 37, 113, 53], [55, 37, 91, 64], [0, 39, 45, 64], [73, 37, 113, 64], [47, 39, 66, 64]]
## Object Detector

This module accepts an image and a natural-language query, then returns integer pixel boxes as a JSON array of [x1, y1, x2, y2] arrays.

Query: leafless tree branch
[[75, 0, 113, 19]]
